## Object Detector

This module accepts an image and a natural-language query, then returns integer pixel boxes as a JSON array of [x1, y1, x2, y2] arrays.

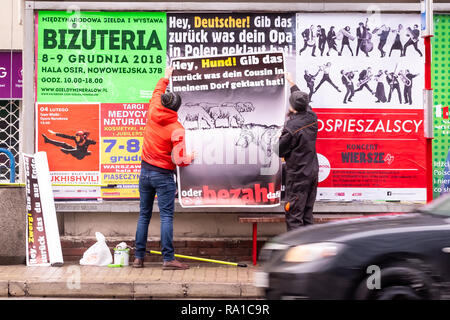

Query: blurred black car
[[254, 194, 450, 300]]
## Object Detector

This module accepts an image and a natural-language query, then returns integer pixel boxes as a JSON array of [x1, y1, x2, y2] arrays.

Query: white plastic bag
[[79, 232, 113, 266]]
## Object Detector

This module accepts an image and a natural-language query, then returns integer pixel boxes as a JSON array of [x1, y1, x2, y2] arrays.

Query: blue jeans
[[134, 167, 177, 262]]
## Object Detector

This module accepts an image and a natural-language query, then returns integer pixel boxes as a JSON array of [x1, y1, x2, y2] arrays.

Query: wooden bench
[[238, 214, 286, 266]]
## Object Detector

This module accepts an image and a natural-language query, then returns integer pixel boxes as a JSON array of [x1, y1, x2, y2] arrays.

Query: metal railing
[[0, 148, 15, 183]]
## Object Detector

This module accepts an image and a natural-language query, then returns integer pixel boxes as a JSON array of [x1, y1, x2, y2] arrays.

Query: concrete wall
[[0, 187, 26, 264], [56, 201, 420, 238], [0, 0, 23, 50]]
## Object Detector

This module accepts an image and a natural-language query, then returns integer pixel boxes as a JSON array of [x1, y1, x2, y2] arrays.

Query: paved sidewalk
[[0, 262, 262, 299]]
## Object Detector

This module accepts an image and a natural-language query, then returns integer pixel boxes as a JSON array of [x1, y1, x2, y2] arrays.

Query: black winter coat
[[278, 86, 319, 188]]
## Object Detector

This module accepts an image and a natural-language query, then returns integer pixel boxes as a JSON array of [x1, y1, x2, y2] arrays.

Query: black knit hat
[[161, 92, 182, 112], [289, 91, 309, 112]]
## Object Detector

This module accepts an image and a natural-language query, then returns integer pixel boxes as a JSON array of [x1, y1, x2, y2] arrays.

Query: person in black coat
[[403, 25, 422, 57], [299, 25, 317, 56], [341, 69, 355, 104], [276, 72, 319, 231], [375, 25, 390, 57], [317, 25, 327, 56], [326, 26, 338, 56], [389, 24, 404, 57], [356, 22, 369, 57], [374, 70, 387, 103]]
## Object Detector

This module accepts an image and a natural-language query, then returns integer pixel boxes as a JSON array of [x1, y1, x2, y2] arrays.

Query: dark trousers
[[403, 39, 422, 56], [284, 176, 318, 231], [404, 85, 413, 104], [344, 84, 355, 103], [355, 83, 373, 94], [135, 167, 177, 261], [307, 83, 314, 100], [378, 39, 387, 56], [315, 74, 340, 92], [299, 42, 316, 56], [388, 84, 402, 104]]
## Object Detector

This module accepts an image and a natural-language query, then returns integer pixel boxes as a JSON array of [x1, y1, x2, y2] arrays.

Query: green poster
[[36, 11, 167, 103], [432, 14, 450, 198]]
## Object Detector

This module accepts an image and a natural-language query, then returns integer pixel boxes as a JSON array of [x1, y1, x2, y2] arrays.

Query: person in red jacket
[[133, 66, 195, 270]]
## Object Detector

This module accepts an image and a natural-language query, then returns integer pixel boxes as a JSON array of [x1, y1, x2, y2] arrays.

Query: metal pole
[[0, 148, 16, 182], [421, 0, 434, 203]]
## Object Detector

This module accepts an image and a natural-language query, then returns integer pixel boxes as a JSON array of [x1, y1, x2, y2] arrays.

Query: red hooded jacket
[[141, 77, 191, 170]]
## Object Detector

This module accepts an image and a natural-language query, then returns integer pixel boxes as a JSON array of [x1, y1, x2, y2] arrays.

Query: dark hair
[[161, 92, 182, 112]]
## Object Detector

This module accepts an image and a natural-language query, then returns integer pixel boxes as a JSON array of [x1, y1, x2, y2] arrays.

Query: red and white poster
[[315, 108, 426, 200]]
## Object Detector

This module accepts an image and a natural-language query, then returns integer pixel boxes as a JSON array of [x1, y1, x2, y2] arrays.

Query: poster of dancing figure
[[297, 13, 424, 109]]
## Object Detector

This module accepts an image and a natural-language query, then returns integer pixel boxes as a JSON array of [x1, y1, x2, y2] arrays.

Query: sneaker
[[163, 259, 189, 270], [132, 258, 144, 268]]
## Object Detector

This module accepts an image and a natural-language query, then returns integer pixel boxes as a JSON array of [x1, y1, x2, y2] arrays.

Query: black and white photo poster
[[172, 52, 285, 207]]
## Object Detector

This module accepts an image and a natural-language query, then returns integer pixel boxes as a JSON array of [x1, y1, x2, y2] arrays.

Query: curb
[[2, 280, 262, 299]]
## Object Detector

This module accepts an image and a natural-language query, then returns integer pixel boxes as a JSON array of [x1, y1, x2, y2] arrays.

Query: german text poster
[[167, 13, 296, 77], [36, 102, 101, 199]]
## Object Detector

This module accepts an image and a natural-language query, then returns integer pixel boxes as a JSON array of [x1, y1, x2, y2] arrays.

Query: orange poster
[[36, 103, 100, 187]]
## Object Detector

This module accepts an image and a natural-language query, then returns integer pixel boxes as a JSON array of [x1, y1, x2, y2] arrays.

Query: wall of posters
[[33, 10, 428, 204], [296, 13, 426, 201], [432, 14, 450, 198]]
